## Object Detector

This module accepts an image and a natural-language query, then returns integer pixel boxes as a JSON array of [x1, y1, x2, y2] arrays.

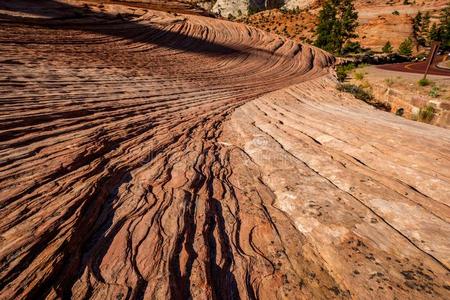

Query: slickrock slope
[[0, 1, 449, 299], [223, 78, 450, 299]]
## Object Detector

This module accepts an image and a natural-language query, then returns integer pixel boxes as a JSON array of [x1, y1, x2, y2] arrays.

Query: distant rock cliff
[[196, 0, 315, 18], [212, 0, 250, 18], [283, 0, 316, 10]]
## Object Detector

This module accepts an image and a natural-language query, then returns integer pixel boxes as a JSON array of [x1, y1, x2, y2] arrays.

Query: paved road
[[377, 55, 450, 76]]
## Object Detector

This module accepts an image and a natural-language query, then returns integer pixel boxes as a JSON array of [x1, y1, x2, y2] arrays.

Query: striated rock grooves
[[0, 1, 449, 299]]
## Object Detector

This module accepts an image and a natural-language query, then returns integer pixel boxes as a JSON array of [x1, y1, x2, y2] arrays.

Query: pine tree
[[382, 41, 393, 53], [438, 4, 450, 49], [314, 0, 339, 52], [314, 0, 359, 54], [339, 0, 359, 50], [429, 23, 440, 42], [423, 12, 431, 31], [422, 12, 431, 45], [412, 11, 423, 43], [423, 4, 450, 50], [398, 37, 413, 56], [413, 11, 431, 47]]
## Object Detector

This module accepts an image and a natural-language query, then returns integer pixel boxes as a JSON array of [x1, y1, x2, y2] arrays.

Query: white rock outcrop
[[211, 0, 302, 18], [212, 0, 250, 17], [283, 0, 316, 10]]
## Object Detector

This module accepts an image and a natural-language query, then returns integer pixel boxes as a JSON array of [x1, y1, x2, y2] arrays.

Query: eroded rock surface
[[0, 1, 449, 299]]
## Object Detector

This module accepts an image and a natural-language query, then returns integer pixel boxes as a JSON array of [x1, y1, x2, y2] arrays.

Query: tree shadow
[[0, 0, 284, 58]]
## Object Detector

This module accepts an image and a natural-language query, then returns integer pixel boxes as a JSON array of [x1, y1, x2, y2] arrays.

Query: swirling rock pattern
[[0, 1, 449, 299]]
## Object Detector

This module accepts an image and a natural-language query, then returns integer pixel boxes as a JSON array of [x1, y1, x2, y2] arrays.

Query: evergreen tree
[[429, 23, 440, 42], [438, 4, 450, 49], [398, 37, 413, 56], [314, 0, 359, 54], [413, 11, 431, 47], [340, 0, 359, 50], [423, 12, 431, 32], [422, 12, 431, 46], [382, 41, 393, 53], [412, 11, 422, 42], [314, 0, 339, 52]]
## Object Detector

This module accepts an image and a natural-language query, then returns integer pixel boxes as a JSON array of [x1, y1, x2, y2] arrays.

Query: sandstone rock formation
[[0, 1, 449, 299]]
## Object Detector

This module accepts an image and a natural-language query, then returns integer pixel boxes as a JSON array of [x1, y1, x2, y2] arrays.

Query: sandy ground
[[356, 1, 448, 22], [0, 1, 449, 299]]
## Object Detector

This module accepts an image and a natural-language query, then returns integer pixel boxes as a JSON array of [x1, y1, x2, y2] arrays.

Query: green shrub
[[392, 10, 400, 16], [341, 63, 357, 72], [429, 86, 440, 98], [342, 41, 362, 54], [398, 37, 413, 56], [358, 80, 371, 90], [354, 72, 365, 80], [417, 105, 435, 122], [336, 68, 348, 82], [337, 84, 374, 101], [382, 41, 393, 53], [415, 52, 428, 61], [384, 78, 395, 87], [418, 78, 432, 86], [338, 84, 391, 111], [335, 63, 356, 82]]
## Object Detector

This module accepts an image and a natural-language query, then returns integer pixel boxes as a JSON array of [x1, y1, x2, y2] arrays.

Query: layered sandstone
[[0, 1, 449, 299]]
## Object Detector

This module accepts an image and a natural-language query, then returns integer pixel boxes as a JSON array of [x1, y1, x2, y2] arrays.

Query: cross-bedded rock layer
[[0, 1, 449, 299]]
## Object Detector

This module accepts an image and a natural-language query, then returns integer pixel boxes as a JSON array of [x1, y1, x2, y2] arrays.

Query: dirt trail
[[0, 1, 449, 299]]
